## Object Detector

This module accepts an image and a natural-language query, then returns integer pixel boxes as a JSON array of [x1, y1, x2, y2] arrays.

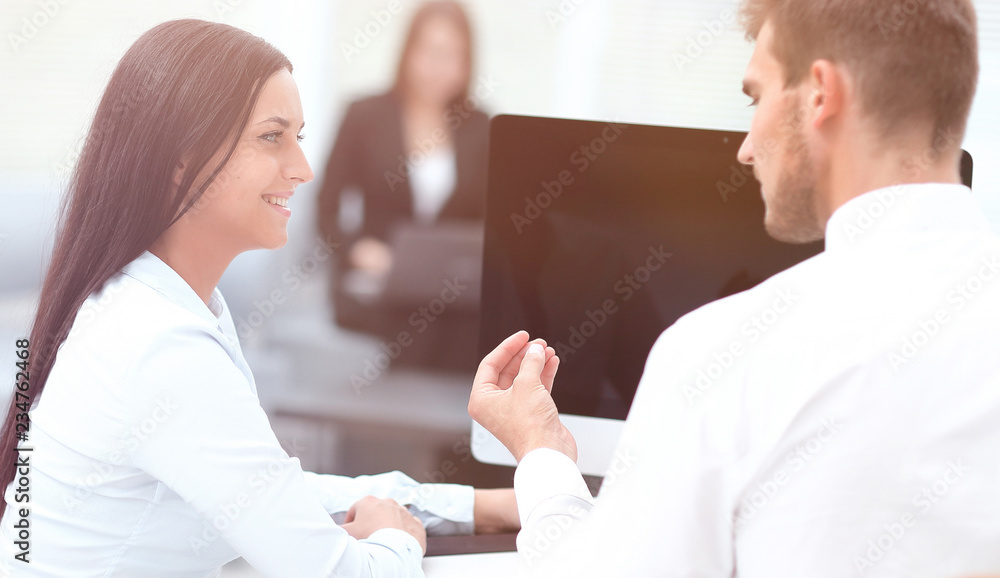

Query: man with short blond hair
[[469, 0, 1000, 575]]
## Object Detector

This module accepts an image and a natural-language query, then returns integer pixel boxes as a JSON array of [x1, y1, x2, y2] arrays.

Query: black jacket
[[316, 91, 489, 249]]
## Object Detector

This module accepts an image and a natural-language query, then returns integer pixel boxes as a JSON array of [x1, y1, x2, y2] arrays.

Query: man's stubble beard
[[763, 102, 825, 244]]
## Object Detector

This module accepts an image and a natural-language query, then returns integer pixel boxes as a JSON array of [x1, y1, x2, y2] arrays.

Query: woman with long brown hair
[[0, 18, 515, 577], [317, 1, 489, 370]]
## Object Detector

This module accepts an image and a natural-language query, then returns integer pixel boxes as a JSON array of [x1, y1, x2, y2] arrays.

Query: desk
[[423, 551, 519, 577], [423, 534, 519, 577]]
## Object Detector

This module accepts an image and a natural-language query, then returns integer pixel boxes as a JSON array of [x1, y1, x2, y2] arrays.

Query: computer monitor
[[472, 114, 973, 476]]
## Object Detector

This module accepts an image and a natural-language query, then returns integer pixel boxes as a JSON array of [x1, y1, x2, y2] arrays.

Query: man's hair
[[740, 0, 978, 144]]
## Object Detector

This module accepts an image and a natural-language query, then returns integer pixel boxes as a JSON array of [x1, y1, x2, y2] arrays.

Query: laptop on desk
[[381, 221, 484, 311]]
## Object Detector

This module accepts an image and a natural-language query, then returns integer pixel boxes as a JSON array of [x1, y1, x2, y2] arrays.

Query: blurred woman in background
[[317, 1, 488, 370]]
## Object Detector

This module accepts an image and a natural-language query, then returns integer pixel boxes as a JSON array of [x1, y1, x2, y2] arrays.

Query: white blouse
[[408, 146, 457, 225], [0, 251, 473, 577]]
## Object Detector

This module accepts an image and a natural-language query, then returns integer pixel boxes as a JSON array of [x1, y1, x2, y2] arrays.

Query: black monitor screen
[[480, 115, 825, 420]]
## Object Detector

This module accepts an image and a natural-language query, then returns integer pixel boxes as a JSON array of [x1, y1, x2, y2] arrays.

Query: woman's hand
[[340, 496, 427, 554], [349, 237, 393, 276], [468, 331, 577, 463]]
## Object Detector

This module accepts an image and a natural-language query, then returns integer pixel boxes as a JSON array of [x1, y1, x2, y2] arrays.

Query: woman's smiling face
[[184, 68, 313, 252]]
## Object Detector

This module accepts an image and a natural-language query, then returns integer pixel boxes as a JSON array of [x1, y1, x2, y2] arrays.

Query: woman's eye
[[259, 131, 282, 144], [296, 133, 306, 143]]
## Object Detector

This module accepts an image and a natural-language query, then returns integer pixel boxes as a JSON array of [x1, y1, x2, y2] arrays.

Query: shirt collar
[[121, 250, 225, 327], [824, 183, 990, 252]]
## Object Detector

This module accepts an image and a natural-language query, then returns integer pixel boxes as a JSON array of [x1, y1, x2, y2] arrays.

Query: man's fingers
[[513, 342, 547, 389], [474, 331, 529, 390], [540, 349, 559, 393], [498, 338, 547, 386]]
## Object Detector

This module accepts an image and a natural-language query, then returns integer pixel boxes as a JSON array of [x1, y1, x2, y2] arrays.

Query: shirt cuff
[[302, 470, 475, 536], [406, 483, 474, 536], [361, 528, 424, 575], [514, 448, 595, 529]]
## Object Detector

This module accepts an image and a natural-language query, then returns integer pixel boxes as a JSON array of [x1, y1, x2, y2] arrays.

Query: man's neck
[[819, 131, 963, 224]]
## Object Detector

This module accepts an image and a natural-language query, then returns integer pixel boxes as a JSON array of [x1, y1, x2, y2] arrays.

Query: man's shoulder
[[672, 252, 828, 337]]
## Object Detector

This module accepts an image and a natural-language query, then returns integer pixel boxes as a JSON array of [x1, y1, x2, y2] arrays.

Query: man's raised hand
[[468, 331, 577, 462]]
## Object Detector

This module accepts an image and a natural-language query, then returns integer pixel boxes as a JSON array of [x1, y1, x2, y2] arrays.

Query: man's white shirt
[[514, 183, 1000, 577], [0, 250, 474, 577]]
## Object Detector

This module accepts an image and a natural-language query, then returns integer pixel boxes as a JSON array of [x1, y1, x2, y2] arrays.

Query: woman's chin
[[260, 232, 289, 251]]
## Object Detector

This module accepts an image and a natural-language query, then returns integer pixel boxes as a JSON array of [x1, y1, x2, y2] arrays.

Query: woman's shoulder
[[66, 271, 226, 361], [33, 273, 229, 445], [344, 91, 400, 119]]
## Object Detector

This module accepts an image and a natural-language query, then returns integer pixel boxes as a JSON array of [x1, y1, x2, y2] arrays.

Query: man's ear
[[808, 59, 846, 131]]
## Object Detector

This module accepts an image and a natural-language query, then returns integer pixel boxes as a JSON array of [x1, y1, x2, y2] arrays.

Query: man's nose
[[738, 132, 754, 165]]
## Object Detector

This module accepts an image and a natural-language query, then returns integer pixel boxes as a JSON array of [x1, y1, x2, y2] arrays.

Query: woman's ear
[[172, 158, 188, 188]]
